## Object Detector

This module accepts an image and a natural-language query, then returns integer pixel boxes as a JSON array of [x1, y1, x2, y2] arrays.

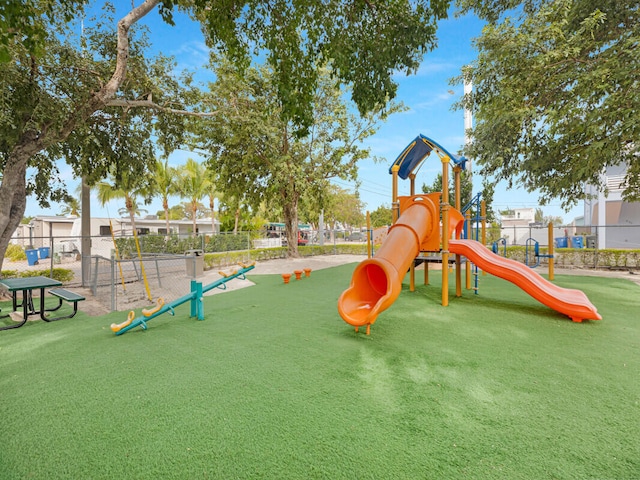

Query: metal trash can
[[185, 249, 204, 278], [586, 235, 597, 249]]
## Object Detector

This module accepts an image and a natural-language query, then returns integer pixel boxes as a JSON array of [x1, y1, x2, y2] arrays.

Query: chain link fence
[[5, 224, 638, 311], [5, 230, 371, 312]]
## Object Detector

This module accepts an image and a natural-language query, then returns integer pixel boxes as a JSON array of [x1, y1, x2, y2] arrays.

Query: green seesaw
[[110, 262, 255, 335]]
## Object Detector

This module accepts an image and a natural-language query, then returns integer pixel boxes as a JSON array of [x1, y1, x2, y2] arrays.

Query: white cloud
[[392, 60, 457, 80]]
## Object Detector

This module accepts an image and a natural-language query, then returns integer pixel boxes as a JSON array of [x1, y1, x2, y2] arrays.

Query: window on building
[[99, 225, 111, 236]]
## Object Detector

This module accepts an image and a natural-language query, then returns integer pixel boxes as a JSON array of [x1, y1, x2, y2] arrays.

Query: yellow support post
[[391, 165, 400, 224], [441, 156, 450, 307], [366, 211, 372, 259], [481, 200, 487, 276], [454, 166, 462, 298], [465, 210, 471, 290], [548, 223, 555, 281], [410, 262, 415, 292], [409, 172, 417, 290]]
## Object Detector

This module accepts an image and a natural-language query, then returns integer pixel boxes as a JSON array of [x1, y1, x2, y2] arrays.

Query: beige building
[[12, 215, 221, 258]]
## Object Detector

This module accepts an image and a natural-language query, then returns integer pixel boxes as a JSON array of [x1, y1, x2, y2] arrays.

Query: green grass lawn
[[1, 264, 638, 479]]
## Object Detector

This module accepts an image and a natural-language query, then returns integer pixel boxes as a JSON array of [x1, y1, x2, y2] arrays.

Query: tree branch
[[105, 98, 219, 117]]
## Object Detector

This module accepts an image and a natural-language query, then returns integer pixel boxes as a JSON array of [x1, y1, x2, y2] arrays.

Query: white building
[[499, 208, 536, 245], [583, 164, 640, 249], [12, 215, 221, 258]]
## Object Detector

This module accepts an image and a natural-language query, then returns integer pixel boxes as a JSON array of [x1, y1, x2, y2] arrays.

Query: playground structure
[[338, 134, 601, 335], [110, 262, 255, 335], [493, 225, 556, 277], [525, 233, 555, 271]]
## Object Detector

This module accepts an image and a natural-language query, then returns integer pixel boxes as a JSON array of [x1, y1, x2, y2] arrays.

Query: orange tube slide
[[337, 195, 439, 331]]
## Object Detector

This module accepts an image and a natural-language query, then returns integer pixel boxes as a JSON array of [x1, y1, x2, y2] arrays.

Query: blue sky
[[25, 4, 584, 224]]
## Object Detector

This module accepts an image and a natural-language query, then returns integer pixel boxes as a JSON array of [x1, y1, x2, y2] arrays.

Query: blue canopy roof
[[389, 134, 467, 180]]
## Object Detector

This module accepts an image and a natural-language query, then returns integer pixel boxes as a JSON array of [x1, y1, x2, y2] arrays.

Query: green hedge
[[201, 244, 371, 270], [495, 246, 640, 269], [113, 234, 256, 259], [0, 268, 74, 283]]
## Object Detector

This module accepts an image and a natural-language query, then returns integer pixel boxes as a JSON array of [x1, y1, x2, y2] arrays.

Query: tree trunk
[[209, 195, 216, 234], [0, 158, 28, 275], [233, 208, 240, 234], [283, 188, 299, 258], [0, 0, 159, 273], [192, 203, 198, 237], [163, 197, 170, 239], [126, 197, 138, 235]]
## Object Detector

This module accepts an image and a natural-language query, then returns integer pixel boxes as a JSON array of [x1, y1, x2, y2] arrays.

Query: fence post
[[111, 252, 116, 312], [91, 256, 99, 296]]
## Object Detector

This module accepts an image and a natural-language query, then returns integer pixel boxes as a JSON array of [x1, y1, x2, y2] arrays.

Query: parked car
[[297, 231, 309, 246], [346, 231, 366, 242]]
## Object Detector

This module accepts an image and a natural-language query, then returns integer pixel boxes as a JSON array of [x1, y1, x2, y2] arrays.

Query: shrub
[[0, 268, 74, 282], [5, 244, 26, 261]]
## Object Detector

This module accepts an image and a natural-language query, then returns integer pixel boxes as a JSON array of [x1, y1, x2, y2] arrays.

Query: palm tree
[[95, 170, 149, 235], [177, 158, 211, 236], [95, 168, 153, 301], [153, 159, 179, 237], [205, 169, 221, 235], [60, 197, 81, 217]]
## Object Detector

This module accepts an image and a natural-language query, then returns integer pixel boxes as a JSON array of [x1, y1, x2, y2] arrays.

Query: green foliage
[[492, 245, 640, 269], [421, 170, 496, 222], [486, 222, 503, 244], [114, 235, 202, 259], [176, 158, 211, 235], [311, 185, 365, 230], [457, 0, 640, 206], [196, 62, 398, 256], [370, 205, 393, 227], [206, 234, 250, 253], [0, 268, 74, 282], [113, 233, 255, 258], [157, 204, 188, 220], [1, 0, 453, 272], [194, 0, 450, 134], [0, 0, 87, 62], [5, 244, 27, 261]]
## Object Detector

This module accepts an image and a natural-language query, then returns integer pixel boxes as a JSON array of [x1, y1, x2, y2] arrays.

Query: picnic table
[[0, 276, 63, 331]]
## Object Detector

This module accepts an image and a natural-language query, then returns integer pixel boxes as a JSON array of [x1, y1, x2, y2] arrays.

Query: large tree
[[0, 1, 194, 272], [153, 159, 179, 236], [1, 0, 450, 271], [197, 62, 398, 256], [456, 0, 640, 207], [308, 185, 365, 232], [177, 158, 210, 236], [421, 169, 496, 222]]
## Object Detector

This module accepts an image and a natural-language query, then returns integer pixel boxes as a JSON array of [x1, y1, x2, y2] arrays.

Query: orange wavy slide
[[337, 195, 440, 333], [449, 239, 601, 322]]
